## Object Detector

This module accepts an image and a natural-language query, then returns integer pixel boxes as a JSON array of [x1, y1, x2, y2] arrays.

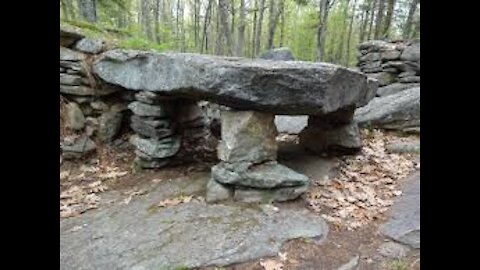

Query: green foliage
[[117, 37, 170, 52]]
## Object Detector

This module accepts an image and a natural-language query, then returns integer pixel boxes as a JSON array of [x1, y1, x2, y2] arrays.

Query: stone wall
[[60, 29, 216, 163], [357, 39, 420, 97]]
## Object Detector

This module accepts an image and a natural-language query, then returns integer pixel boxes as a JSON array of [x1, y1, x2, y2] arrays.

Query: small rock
[[336, 255, 359, 270], [234, 184, 308, 203], [259, 47, 295, 61], [60, 47, 86, 61], [65, 102, 86, 130], [134, 91, 172, 104], [61, 137, 96, 159], [367, 72, 397, 86], [128, 101, 172, 117], [385, 142, 420, 154], [90, 101, 109, 111], [205, 178, 233, 203], [378, 242, 410, 259], [60, 73, 83, 86], [129, 135, 181, 159], [299, 121, 362, 154], [60, 85, 117, 96], [274, 116, 308, 134], [134, 156, 171, 169]]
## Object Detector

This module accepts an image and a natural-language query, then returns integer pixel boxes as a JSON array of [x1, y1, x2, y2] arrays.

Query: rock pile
[[207, 110, 310, 203], [357, 39, 420, 97], [60, 28, 129, 159]]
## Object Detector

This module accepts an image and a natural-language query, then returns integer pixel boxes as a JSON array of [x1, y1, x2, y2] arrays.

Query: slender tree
[[255, 0, 266, 55], [374, 0, 385, 39], [78, 0, 97, 22], [345, 0, 357, 66], [316, 0, 332, 61], [403, 0, 419, 39], [235, 0, 246, 56], [381, 0, 396, 38]]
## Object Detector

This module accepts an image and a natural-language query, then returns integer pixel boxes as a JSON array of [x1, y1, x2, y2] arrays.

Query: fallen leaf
[[260, 259, 284, 270]]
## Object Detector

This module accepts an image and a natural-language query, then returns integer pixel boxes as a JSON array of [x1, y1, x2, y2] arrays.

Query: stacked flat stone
[[207, 110, 310, 203], [60, 28, 128, 159], [128, 92, 181, 168], [357, 39, 420, 97]]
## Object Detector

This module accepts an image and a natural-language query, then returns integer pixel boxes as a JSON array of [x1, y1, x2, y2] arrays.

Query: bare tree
[[367, 0, 376, 39], [202, 0, 214, 53], [345, 0, 357, 66], [279, 0, 285, 46], [403, 0, 419, 39], [154, 0, 161, 43], [267, 0, 282, 49], [252, 0, 258, 56], [218, 0, 233, 55]]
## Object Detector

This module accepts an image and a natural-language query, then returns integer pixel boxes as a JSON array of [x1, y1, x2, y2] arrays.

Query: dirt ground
[[60, 131, 420, 270]]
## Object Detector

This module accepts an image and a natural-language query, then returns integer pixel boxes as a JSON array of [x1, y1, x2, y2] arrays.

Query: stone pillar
[[128, 91, 181, 168], [206, 110, 310, 203], [299, 107, 362, 155]]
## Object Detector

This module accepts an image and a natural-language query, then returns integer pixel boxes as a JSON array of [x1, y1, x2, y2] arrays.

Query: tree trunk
[[61, 0, 69, 20], [367, 0, 376, 40], [154, 0, 161, 43], [374, 0, 385, 39], [202, 0, 214, 53], [218, 0, 233, 55], [267, 0, 282, 50], [279, 0, 285, 46], [231, 0, 235, 37], [382, 0, 396, 38], [235, 0, 246, 56], [335, 0, 350, 64], [252, 0, 258, 56], [77, 0, 96, 23], [403, 0, 419, 39], [194, 0, 199, 50], [359, 0, 370, 42], [345, 0, 357, 66], [255, 0, 266, 56], [316, 0, 330, 61]]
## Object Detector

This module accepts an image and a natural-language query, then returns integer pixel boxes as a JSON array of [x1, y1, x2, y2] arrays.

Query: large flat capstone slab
[[92, 50, 377, 115]]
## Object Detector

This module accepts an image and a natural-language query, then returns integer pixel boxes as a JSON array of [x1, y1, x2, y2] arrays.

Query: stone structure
[[92, 48, 376, 202], [357, 39, 420, 97], [60, 29, 129, 159], [355, 40, 420, 133]]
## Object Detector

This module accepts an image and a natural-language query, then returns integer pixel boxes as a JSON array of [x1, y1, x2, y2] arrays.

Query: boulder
[[61, 136, 96, 159], [73, 38, 105, 54], [400, 41, 420, 62], [259, 47, 295, 61], [60, 28, 84, 47], [368, 72, 397, 86], [217, 110, 278, 163], [98, 111, 123, 142], [60, 47, 86, 61], [377, 83, 420, 97], [355, 86, 420, 131], [212, 161, 309, 188], [65, 102, 85, 130], [93, 50, 375, 115], [299, 121, 362, 154]]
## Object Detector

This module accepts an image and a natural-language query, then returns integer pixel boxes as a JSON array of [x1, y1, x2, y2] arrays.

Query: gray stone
[[60, 85, 118, 96], [380, 171, 420, 249], [205, 178, 234, 203], [134, 156, 171, 168], [299, 121, 362, 154], [259, 47, 295, 61], [60, 61, 85, 73], [98, 111, 123, 142], [378, 242, 410, 259], [377, 83, 420, 97], [60, 73, 83, 86], [336, 255, 359, 270], [386, 142, 420, 154], [381, 61, 407, 71], [60, 67, 66, 73], [73, 38, 104, 54], [212, 161, 309, 188], [398, 71, 417, 78], [90, 100, 109, 111], [130, 119, 174, 139], [93, 50, 375, 115], [127, 101, 171, 117], [60, 28, 85, 47], [358, 52, 381, 62], [61, 136, 96, 159], [65, 95, 92, 104], [400, 42, 420, 62], [398, 76, 420, 83], [218, 110, 278, 163], [358, 40, 391, 52], [355, 87, 420, 130], [234, 184, 308, 203], [274, 115, 308, 134], [361, 66, 383, 73], [381, 50, 401, 60], [60, 47, 86, 61], [131, 115, 171, 129], [134, 91, 173, 104], [129, 135, 181, 159], [177, 101, 205, 124], [368, 72, 397, 86], [65, 102, 86, 130], [60, 178, 328, 270], [359, 60, 382, 70]]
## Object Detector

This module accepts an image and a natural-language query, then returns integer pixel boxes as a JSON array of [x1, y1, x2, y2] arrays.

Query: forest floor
[[60, 130, 420, 270]]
